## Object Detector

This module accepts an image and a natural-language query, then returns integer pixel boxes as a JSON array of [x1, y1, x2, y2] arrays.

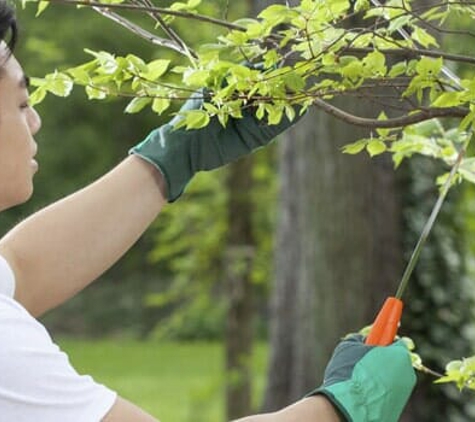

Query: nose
[[28, 106, 42, 135]]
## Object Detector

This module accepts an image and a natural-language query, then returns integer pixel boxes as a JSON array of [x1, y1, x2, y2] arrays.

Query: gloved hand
[[130, 91, 299, 201], [307, 335, 416, 422]]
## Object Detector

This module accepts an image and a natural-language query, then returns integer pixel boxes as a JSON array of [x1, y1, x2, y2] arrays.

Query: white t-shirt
[[0, 255, 117, 421]]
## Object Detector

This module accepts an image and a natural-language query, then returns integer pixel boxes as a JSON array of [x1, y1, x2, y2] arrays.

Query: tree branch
[[91, 6, 188, 56], [133, 0, 198, 60], [312, 98, 468, 128], [343, 46, 475, 67], [42, 0, 245, 31]]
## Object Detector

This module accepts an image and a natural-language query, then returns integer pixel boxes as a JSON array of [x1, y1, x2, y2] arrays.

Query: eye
[[20, 100, 30, 110]]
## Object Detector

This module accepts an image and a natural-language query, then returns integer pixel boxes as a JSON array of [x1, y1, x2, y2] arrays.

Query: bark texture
[[263, 102, 404, 409], [225, 157, 255, 420]]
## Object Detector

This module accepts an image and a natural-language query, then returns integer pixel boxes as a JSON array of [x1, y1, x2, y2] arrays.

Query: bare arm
[[0, 156, 167, 316], [233, 397, 341, 422], [102, 396, 160, 422], [102, 396, 340, 422]]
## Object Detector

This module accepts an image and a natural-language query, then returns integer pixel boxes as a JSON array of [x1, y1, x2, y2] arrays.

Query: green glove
[[307, 335, 416, 422], [130, 91, 299, 201]]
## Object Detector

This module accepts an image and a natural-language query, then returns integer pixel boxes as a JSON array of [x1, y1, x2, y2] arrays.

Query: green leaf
[[183, 68, 210, 87], [182, 110, 210, 129], [326, 0, 351, 17], [364, 6, 388, 19], [342, 139, 367, 154], [340, 60, 363, 82], [125, 97, 152, 114], [36, 1, 49, 16], [376, 112, 389, 136], [125, 54, 147, 74], [322, 52, 337, 66], [354, 0, 369, 12], [432, 91, 462, 108], [388, 15, 412, 33], [283, 72, 306, 92], [406, 118, 444, 137], [152, 97, 171, 115], [412, 27, 439, 48], [362, 50, 387, 76], [285, 104, 296, 122], [225, 30, 250, 46], [66, 60, 98, 85], [85, 85, 107, 100], [29, 87, 47, 106], [263, 49, 280, 69], [416, 57, 443, 77], [460, 107, 475, 131], [366, 140, 387, 156], [169, 0, 201, 11], [43, 72, 74, 97], [265, 104, 284, 125], [144, 59, 171, 80], [187, 0, 201, 8], [388, 61, 407, 78], [84, 49, 118, 74], [400, 336, 415, 351], [459, 158, 475, 184], [256, 103, 266, 121], [258, 4, 290, 20]]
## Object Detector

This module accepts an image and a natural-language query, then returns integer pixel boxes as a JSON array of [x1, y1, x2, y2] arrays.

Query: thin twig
[[418, 365, 445, 378], [42, 0, 245, 31], [134, 0, 198, 60], [91, 6, 188, 56]]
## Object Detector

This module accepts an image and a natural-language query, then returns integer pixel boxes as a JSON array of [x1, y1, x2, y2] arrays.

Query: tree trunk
[[263, 102, 404, 409], [225, 157, 255, 420]]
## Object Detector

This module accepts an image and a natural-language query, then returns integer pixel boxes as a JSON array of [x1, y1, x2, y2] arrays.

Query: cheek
[[0, 120, 35, 209]]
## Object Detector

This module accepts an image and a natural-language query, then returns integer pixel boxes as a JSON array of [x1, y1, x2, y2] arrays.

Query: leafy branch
[[24, 0, 475, 175]]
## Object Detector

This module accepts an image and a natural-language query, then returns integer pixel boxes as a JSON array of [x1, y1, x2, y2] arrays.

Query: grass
[[58, 339, 268, 422]]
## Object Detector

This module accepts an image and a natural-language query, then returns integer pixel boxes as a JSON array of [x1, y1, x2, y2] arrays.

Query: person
[[0, 2, 416, 421]]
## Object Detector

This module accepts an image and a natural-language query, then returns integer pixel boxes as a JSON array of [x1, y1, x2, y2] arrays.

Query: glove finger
[[322, 336, 374, 387]]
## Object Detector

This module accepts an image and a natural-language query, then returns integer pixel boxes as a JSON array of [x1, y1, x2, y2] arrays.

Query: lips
[[31, 141, 38, 172], [31, 158, 38, 173]]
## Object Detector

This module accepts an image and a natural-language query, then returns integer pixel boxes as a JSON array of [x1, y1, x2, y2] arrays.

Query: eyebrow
[[19, 74, 30, 89]]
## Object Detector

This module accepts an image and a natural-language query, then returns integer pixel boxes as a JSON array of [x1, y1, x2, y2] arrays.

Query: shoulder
[[0, 296, 117, 422], [0, 254, 15, 298], [0, 293, 53, 348]]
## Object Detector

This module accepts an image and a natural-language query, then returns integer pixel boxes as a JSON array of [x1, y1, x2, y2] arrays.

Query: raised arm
[[0, 156, 165, 316], [0, 92, 298, 317]]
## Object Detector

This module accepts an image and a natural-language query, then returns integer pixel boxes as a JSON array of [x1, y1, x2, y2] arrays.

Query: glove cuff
[[305, 388, 352, 422], [130, 126, 194, 202]]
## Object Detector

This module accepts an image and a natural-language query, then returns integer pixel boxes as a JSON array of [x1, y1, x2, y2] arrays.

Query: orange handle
[[365, 297, 403, 346]]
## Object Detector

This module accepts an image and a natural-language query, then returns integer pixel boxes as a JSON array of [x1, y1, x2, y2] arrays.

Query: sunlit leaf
[[366, 140, 387, 156]]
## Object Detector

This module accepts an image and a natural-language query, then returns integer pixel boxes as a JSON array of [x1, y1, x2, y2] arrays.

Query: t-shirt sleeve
[[0, 297, 117, 422], [0, 254, 15, 298]]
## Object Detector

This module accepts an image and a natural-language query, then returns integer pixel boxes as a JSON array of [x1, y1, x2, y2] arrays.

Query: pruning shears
[[365, 147, 467, 346], [364, 0, 466, 347]]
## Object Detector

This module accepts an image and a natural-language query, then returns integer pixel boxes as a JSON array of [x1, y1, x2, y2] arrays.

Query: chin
[[0, 186, 34, 211]]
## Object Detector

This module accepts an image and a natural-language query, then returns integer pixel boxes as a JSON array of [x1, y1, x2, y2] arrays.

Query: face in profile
[[0, 43, 42, 211]]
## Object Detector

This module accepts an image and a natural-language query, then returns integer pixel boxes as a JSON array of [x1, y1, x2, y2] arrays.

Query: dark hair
[[0, 1, 17, 55]]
